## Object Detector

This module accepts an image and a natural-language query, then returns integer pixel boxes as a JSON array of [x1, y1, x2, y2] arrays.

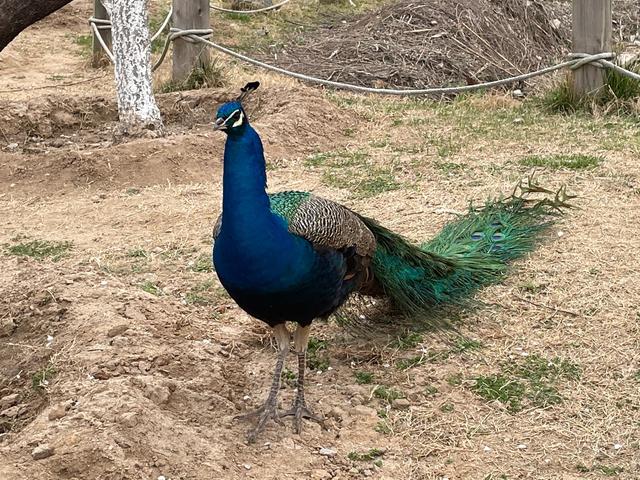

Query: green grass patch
[[374, 421, 391, 434], [605, 62, 640, 101], [440, 402, 454, 413], [347, 448, 385, 461], [391, 331, 423, 349], [127, 248, 148, 258], [446, 373, 463, 386], [541, 65, 640, 115], [518, 153, 601, 170], [140, 281, 163, 296], [305, 149, 369, 168], [7, 240, 72, 261], [305, 149, 401, 198], [435, 160, 466, 173], [307, 336, 330, 371], [577, 464, 624, 476], [396, 355, 426, 370], [190, 253, 213, 273], [355, 371, 374, 384], [323, 168, 400, 198], [518, 279, 547, 294], [373, 385, 404, 403], [452, 338, 483, 353], [32, 364, 57, 390], [472, 375, 525, 412], [472, 355, 580, 412], [149, 7, 171, 53], [514, 354, 581, 382], [281, 367, 296, 386], [73, 34, 92, 56], [540, 78, 585, 114], [185, 280, 216, 305], [424, 385, 439, 396]]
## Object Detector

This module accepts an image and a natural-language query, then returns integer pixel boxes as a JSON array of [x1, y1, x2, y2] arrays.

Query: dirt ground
[[1, 1, 639, 480]]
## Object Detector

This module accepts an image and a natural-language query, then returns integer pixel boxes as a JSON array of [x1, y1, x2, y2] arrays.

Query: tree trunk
[[0, 0, 73, 52], [103, 0, 164, 136]]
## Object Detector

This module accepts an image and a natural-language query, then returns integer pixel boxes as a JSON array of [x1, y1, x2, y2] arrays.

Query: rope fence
[[209, 0, 291, 14], [88, 9, 640, 96]]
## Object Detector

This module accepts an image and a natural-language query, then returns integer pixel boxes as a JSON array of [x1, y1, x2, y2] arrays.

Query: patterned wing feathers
[[288, 195, 376, 258]]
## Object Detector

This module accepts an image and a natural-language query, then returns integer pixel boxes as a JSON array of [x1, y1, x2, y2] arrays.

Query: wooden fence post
[[92, 0, 112, 67], [572, 0, 612, 97], [172, 0, 211, 83]]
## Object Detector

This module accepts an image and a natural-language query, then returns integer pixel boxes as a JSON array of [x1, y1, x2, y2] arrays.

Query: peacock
[[211, 82, 573, 442]]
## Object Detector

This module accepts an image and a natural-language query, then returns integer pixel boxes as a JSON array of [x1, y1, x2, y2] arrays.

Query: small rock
[[319, 447, 336, 457], [32, 444, 54, 460], [517, 444, 527, 450], [107, 324, 129, 338], [120, 412, 139, 428], [311, 469, 332, 479], [349, 468, 359, 474], [281, 437, 296, 450], [392, 398, 411, 409], [124, 305, 146, 322], [0, 393, 19, 409], [48, 403, 67, 421], [513, 117, 524, 124], [363, 469, 373, 477], [551, 18, 561, 29], [243, 463, 252, 470], [0, 405, 22, 418], [0, 317, 16, 337], [6, 143, 19, 150], [144, 384, 171, 405], [327, 406, 346, 420], [352, 405, 377, 417], [512, 89, 525, 98]]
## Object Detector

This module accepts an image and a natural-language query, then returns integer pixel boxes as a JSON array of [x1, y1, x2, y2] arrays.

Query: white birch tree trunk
[[103, 0, 163, 136]]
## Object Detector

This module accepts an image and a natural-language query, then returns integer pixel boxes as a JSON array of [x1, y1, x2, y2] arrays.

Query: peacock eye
[[230, 110, 245, 128]]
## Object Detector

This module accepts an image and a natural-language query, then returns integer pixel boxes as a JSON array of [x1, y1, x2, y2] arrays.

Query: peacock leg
[[280, 324, 325, 433], [235, 323, 290, 443]]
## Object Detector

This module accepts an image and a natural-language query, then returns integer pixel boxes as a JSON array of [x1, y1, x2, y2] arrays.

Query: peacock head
[[213, 81, 260, 135]]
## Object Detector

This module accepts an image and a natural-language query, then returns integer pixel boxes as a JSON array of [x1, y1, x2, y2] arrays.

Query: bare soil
[[1, 1, 639, 480]]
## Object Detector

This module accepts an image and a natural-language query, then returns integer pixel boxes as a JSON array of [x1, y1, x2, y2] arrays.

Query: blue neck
[[221, 126, 270, 227], [216, 124, 314, 290]]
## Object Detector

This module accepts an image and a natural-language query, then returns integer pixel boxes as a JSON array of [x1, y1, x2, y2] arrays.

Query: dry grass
[[1, 2, 640, 475]]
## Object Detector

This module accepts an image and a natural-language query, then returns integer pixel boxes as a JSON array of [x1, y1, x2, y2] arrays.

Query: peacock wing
[[269, 191, 376, 257]]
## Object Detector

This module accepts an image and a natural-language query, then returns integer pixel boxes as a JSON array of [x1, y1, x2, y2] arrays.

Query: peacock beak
[[213, 117, 227, 131]]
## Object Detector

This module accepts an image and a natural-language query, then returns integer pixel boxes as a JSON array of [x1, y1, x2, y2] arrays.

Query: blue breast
[[212, 124, 352, 326]]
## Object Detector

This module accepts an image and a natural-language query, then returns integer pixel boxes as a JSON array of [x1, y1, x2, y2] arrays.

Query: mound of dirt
[[0, 82, 357, 196], [264, 0, 639, 89]]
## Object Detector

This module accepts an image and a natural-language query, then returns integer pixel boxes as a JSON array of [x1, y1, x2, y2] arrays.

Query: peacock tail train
[[356, 177, 575, 325]]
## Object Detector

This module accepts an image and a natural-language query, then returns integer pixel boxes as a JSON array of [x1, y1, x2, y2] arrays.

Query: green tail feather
[[359, 178, 574, 322]]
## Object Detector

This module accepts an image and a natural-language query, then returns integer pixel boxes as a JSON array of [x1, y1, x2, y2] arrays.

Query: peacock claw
[[280, 403, 325, 434], [235, 402, 283, 443]]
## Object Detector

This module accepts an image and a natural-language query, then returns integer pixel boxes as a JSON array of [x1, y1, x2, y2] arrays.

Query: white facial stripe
[[231, 111, 244, 128], [223, 109, 241, 127]]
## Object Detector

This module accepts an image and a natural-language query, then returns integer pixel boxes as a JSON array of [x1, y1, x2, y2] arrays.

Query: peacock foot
[[235, 400, 282, 443], [280, 402, 325, 434]]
